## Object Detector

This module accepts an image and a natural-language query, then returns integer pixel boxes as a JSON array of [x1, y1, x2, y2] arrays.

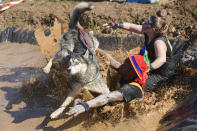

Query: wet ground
[[0, 42, 47, 131]]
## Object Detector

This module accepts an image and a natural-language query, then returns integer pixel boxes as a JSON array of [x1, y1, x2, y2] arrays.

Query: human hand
[[103, 22, 118, 30], [66, 105, 86, 117]]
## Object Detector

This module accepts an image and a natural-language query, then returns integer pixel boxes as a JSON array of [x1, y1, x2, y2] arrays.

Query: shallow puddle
[[0, 42, 47, 131]]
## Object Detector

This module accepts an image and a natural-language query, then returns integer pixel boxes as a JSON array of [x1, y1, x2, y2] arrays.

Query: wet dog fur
[[50, 54, 110, 119], [45, 2, 110, 119], [43, 2, 99, 74]]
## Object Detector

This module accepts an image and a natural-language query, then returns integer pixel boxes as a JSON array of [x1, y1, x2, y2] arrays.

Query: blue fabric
[[131, 56, 142, 74], [140, 45, 146, 56], [124, 0, 158, 4]]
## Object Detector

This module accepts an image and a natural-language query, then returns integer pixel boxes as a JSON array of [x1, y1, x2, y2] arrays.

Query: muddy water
[[45, 106, 174, 131], [0, 41, 176, 131], [0, 30, 194, 131], [0, 42, 47, 131]]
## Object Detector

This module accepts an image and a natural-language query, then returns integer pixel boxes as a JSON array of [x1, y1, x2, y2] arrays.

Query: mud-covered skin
[[66, 91, 123, 117]]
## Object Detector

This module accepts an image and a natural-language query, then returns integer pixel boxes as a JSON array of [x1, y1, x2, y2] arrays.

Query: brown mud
[[0, 42, 47, 131], [0, 0, 196, 130]]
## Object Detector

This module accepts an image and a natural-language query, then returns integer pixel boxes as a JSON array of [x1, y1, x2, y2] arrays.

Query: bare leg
[[66, 91, 123, 116], [43, 57, 55, 74], [43, 50, 69, 74], [97, 48, 121, 70]]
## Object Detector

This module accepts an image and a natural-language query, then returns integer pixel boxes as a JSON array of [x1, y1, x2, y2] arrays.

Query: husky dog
[[50, 54, 110, 119], [47, 2, 110, 119], [43, 2, 99, 74]]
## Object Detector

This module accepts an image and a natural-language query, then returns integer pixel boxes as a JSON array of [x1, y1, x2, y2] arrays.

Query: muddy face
[[142, 18, 155, 34], [142, 18, 152, 29]]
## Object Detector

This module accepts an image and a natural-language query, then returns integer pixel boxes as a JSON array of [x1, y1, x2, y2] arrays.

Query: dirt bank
[[0, 0, 196, 39]]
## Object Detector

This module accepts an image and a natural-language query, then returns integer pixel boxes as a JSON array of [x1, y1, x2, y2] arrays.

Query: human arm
[[150, 40, 167, 70], [103, 22, 143, 34], [66, 91, 123, 116]]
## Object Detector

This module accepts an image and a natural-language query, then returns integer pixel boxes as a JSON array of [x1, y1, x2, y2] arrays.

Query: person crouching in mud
[[66, 15, 176, 116]]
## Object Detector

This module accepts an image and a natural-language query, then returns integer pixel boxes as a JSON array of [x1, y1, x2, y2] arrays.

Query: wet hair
[[149, 16, 168, 35]]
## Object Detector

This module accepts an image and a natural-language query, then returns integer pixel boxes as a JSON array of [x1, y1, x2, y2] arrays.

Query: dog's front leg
[[43, 57, 54, 74], [50, 84, 81, 119], [43, 50, 69, 74]]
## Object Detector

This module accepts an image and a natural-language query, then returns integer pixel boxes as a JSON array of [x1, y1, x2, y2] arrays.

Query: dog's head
[[66, 56, 88, 75]]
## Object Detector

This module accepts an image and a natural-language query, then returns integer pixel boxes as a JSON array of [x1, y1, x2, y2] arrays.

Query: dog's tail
[[69, 2, 94, 29]]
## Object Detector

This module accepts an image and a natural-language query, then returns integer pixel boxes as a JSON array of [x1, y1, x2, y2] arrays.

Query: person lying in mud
[[65, 15, 176, 116]]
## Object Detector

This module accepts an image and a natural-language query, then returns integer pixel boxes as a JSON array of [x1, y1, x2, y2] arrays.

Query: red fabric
[[128, 54, 150, 88], [78, 27, 93, 48], [111, 22, 116, 26], [128, 54, 150, 81], [131, 54, 149, 73], [134, 72, 148, 88]]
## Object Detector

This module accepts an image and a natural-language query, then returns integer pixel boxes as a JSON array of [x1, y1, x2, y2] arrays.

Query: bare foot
[[66, 105, 86, 117]]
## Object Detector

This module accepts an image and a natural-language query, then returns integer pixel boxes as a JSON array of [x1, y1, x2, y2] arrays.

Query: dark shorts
[[118, 83, 142, 102], [144, 73, 168, 92]]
